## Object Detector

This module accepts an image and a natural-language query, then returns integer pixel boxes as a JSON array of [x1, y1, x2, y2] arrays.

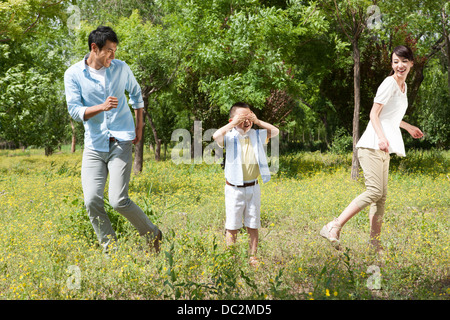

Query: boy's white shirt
[[223, 128, 271, 185]]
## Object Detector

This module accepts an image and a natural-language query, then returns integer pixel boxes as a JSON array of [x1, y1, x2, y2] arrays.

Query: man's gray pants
[[81, 140, 159, 251]]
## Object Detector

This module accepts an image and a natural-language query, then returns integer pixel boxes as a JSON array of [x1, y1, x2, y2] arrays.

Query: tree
[[0, 1, 70, 154], [414, 58, 450, 148], [441, 2, 450, 94], [0, 64, 67, 154], [163, 0, 327, 127], [0, 0, 64, 42], [320, 0, 379, 179], [115, 11, 184, 167]]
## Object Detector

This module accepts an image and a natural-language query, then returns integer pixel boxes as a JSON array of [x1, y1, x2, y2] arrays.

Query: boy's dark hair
[[88, 26, 119, 51], [229, 102, 251, 118]]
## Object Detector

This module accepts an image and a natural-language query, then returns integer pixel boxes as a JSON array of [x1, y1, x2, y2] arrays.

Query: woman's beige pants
[[353, 148, 390, 218]]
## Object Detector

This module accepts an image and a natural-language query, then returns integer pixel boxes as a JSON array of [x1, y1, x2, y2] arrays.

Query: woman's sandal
[[320, 218, 342, 250]]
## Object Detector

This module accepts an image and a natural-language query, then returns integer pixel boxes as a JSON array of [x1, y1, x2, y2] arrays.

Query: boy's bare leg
[[226, 229, 238, 246], [247, 228, 258, 256], [247, 227, 259, 266], [226, 228, 259, 266]]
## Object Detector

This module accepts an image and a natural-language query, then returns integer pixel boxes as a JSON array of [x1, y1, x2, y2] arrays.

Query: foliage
[[414, 59, 450, 148], [0, 0, 65, 42], [1, 0, 449, 154], [328, 127, 353, 155], [0, 1, 71, 153], [0, 148, 448, 299], [0, 63, 67, 154]]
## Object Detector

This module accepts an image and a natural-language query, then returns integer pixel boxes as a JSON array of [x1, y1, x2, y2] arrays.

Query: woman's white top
[[356, 76, 408, 157]]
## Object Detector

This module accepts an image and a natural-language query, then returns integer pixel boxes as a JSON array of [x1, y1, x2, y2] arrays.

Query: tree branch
[[23, 13, 41, 34], [333, 0, 351, 41]]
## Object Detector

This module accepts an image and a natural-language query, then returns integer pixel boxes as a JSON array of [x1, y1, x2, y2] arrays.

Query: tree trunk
[[143, 107, 161, 162], [408, 66, 425, 113], [44, 146, 53, 156], [134, 119, 145, 174], [447, 38, 450, 95], [351, 39, 361, 180], [140, 88, 162, 162], [70, 118, 76, 153], [321, 114, 329, 146], [442, 8, 450, 94], [155, 138, 161, 161]]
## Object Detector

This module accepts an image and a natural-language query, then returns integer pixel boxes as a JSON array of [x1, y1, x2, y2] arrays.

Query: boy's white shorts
[[225, 182, 261, 230]]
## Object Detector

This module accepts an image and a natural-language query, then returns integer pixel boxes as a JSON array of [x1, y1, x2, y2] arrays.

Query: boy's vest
[[224, 128, 271, 185]]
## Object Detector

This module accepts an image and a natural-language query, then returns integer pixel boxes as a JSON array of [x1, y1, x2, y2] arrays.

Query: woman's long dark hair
[[389, 45, 414, 76]]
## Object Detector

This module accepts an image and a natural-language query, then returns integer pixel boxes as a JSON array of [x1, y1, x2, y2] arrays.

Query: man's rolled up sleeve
[[124, 64, 144, 109], [64, 70, 87, 122]]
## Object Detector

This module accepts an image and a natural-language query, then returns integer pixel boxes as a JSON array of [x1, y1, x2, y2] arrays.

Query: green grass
[[0, 147, 448, 300]]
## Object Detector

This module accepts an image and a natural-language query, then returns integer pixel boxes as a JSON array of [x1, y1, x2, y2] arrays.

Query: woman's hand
[[407, 125, 424, 139], [378, 137, 390, 153]]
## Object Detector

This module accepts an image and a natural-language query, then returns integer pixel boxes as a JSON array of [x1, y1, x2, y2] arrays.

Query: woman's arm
[[400, 121, 424, 139], [369, 102, 389, 152]]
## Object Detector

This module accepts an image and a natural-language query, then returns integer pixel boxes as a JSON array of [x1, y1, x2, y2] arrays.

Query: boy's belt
[[226, 180, 258, 188]]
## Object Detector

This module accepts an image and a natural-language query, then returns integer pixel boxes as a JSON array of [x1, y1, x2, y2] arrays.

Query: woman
[[320, 45, 424, 253]]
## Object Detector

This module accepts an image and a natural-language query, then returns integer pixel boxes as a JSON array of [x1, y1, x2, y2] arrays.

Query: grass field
[[0, 147, 448, 300]]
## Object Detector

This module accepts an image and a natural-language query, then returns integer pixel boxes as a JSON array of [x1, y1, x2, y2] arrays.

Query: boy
[[213, 102, 279, 266]]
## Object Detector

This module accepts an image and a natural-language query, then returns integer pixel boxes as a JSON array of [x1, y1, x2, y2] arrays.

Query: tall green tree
[[115, 10, 184, 167], [320, 0, 379, 179], [0, 0, 71, 154]]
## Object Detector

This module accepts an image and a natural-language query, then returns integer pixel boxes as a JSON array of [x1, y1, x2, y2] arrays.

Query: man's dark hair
[[229, 102, 251, 118], [88, 26, 119, 51]]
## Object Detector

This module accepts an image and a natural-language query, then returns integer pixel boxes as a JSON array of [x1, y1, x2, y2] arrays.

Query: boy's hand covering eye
[[230, 113, 246, 125]]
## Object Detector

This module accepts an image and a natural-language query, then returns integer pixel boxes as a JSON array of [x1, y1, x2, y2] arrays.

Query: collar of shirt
[[83, 53, 113, 79], [230, 127, 249, 138]]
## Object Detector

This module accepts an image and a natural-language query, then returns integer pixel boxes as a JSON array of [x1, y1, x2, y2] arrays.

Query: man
[[64, 26, 162, 253]]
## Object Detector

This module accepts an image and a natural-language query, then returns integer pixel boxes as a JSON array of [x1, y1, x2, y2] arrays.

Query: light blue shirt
[[64, 54, 144, 152], [224, 128, 271, 185]]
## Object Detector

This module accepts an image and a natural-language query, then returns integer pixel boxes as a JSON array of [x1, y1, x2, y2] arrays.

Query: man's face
[[92, 40, 117, 68]]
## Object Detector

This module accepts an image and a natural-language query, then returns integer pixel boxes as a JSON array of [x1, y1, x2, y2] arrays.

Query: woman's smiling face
[[391, 52, 413, 79]]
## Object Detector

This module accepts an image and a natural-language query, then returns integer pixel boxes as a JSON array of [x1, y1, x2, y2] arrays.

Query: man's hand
[[84, 96, 118, 120], [102, 96, 118, 111], [132, 129, 142, 144]]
